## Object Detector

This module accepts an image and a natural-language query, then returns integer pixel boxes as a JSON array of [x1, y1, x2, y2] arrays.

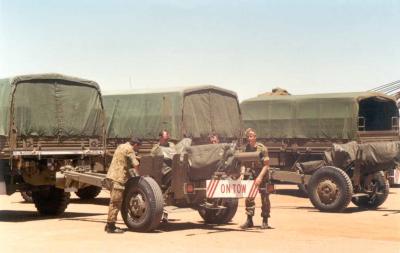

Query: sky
[[0, 0, 399, 101]]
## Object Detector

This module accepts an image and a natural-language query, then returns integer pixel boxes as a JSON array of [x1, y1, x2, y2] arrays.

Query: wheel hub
[[317, 180, 339, 205], [129, 193, 146, 218]]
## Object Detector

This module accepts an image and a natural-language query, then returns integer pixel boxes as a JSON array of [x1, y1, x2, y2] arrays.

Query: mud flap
[[0, 181, 6, 195], [0, 164, 6, 195]]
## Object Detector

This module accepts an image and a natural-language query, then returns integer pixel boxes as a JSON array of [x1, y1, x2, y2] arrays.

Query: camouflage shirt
[[243, 142, 270, 170], [106, 142, 139, 184]]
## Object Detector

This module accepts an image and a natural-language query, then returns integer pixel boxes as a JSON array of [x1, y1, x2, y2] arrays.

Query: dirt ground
[[0, 184, 399, 253]]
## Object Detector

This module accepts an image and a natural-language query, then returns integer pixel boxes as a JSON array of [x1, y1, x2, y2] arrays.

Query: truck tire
[[21, 191, 33, 202], [198, 198, 239, 224], [32, 187, 70, 215], [75, 186, 102, 200], [351, 171, 389, 209], [308, 166, 353, 212], [121, 177, 164, 232], [297, 184, 308, 197]]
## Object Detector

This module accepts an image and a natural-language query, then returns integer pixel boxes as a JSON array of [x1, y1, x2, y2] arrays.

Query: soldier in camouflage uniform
[[240, 128, 272, 229], [105, 137, 141, 233]]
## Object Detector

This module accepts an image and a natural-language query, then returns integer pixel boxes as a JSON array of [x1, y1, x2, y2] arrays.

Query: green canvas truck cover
[[103, 86, 242, 140], [186, 143, 231, 180], [325, 141, 400, 173], [240, 92, 398, 140], [0, 73, 103, 137]]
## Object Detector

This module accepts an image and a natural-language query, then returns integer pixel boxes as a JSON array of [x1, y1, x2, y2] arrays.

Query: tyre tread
[[308, 166, 353, 212]]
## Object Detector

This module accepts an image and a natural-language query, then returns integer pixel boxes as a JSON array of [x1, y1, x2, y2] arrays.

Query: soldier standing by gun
[[151, 129, 175, 222], [151, 129, 175, 189], [151, 129, 175, 154], [105, 137, 141, 233], [240, 128, 272, 229]]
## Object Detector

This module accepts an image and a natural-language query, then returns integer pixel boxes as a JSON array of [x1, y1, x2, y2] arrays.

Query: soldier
[[240, 128, 272, 230], [105, 137, 142, 233], [150, 129, 175, 184], [151, 129, 175, 222], [151, 129, 175, 155], [208, 132, 220, 144]]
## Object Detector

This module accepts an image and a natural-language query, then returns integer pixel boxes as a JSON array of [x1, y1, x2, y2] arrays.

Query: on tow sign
[[206, 180, 258, 198]]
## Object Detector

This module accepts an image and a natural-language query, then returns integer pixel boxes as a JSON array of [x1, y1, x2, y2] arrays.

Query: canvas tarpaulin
[[103, 91, 182, 140], [182, 90, 242, 139], [240, 92, 398, 140], [186, 143, 232, 180], [103, 86, 242, 140], [0, 74, 103, 137], [0, 79, 11, 136], [324, 141, 400, 173]]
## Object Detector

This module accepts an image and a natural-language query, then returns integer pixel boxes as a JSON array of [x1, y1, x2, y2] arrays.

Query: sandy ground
[[0, 184, 399, 253]]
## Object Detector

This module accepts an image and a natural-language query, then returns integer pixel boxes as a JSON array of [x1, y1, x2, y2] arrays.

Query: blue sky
[[0, 0, 399, 101]]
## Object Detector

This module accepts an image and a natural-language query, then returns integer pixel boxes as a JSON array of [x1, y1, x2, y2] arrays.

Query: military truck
[[240, 91, 399, 209], [0, 74, 106, 214], [102, 85, 243, 152], [0, 79, 248, 231], [240, 92, 399, 170]]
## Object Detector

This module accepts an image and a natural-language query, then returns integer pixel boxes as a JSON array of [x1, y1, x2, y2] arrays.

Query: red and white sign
[[206, 180, 258, 198], [394, 167, 400, 185]]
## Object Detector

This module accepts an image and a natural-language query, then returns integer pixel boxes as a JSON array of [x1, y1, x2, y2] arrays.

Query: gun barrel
[[234, 151, 261, 162]]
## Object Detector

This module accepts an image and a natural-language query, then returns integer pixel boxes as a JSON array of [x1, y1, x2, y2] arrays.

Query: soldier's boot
[[104, 222, 124, 233], [260, 217, 271, 229], [240, 215, 254, 229]]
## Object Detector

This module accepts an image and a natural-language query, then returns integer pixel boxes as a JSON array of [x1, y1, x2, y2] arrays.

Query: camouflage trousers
[[245, 191, 271, 218], [107, 181, 125, 223], [244, 169, 271, 218]]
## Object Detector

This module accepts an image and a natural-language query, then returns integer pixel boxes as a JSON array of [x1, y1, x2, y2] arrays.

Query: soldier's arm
[[150, 144, 160, 156], [126, 149, 140, 172], [257, 159, 270, 180], [255, 148, 270, 186]]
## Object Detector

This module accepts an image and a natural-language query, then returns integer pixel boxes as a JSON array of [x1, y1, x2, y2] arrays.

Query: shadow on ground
[[153, 220, 267, 235], [69, 197, 110, 206], [273, 205, 400, 215], [0, 210, 104, 222], [274, 189, 308, 198], [342, 207, 400, 215], [57, 217, 266, 234], [13, 197, 111, 206]]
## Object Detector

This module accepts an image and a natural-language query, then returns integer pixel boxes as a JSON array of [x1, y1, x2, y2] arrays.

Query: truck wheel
[[351, 171, 389, 209], [198, 198, 239, 224], [308, 166, 353, 212], [297, 184, 308, 197], [121, 177, 164, 232], [32, 187, 70, 215], [75, 186, 102, 200], [21, 191, 33, 202]]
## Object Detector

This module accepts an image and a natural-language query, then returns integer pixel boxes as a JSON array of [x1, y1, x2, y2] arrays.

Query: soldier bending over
[[105, 137, 141, 233]]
